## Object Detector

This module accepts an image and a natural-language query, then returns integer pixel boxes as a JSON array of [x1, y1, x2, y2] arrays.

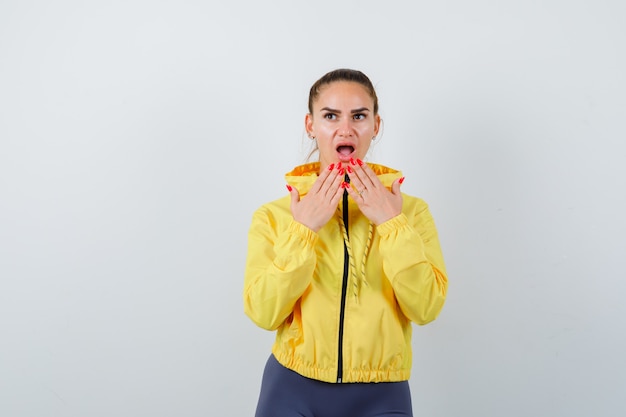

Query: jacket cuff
[[376, 213, 410, 237], [377, 213, 428, 263], [288, 220, 319, 247]]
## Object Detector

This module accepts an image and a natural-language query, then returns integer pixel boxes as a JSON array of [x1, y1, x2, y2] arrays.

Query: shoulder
[[401, 193, 430, 211], [250, 195, 292, 227], [401, 193, 438, 226], [254, 194, 291, 214]]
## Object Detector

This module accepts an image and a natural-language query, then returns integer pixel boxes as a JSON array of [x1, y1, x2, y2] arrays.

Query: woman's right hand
[[288, 163, 345, 232]]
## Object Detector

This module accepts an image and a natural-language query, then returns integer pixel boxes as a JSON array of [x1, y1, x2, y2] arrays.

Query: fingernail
[[286, 184, 293, 192], [350, 158, 356, 165], [356, 159, 364, 166], [347, 166, 353, 174], [336, 162, 342, 170], [342, 181, 350, 188], [328, 163, 335, 171], [339, 168, 345, 175], [399, 177, 405, 184]]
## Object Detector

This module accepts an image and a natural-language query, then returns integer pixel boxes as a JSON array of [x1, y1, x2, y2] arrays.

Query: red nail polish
[[286, 184, 293, 192], [328, 163, 335, 171], [339, 168, 345, 175], [399, 177, 405, 184], [356, 159, 364, 166], [347, 166, 353, 173], [350, 158, 356, 165], [336, 162, 342, 170], [341, 181, 348, 188]]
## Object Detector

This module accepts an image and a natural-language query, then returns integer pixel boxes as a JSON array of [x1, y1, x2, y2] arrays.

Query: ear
[[374, 114, 381, 136], [305, 113, 314, 137]]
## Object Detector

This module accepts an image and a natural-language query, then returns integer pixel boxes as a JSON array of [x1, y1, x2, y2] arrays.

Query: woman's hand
[[288, 163, 345, 232], [345, 159, 403, 225]]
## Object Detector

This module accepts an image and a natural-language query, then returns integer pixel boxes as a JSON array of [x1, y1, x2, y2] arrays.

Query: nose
[[339, 119, 353, 136]]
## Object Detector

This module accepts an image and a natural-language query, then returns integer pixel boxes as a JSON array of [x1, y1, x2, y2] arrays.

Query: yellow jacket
[[243, 162, 448, 383]]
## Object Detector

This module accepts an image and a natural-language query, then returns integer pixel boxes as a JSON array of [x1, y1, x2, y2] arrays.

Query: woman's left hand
[[345, 159, 404, 225]]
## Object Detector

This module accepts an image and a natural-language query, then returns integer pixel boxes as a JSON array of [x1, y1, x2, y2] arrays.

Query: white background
[[1, 1, 625, 416]]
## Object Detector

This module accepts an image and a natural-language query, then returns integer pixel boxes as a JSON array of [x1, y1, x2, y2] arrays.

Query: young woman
[[243, 69, 448, 417]]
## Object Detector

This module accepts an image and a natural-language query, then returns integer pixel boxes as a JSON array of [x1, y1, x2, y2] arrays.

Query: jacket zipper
[[337, 183, 350, 383]]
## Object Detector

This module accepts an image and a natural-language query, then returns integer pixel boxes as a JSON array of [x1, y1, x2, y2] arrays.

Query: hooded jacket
[[243, 162, 448, 383]]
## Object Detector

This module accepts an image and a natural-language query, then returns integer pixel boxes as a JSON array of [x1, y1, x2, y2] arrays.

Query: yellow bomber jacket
[[243, 162, 448, 383]]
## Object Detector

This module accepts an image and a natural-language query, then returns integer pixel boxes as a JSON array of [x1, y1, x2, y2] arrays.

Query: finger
[[350, 160, 376, 191], [355, 160, 379, 189], [347, 182, 373, 206], [344, 182, 361, 202], [287, 184, 300, 205], [346, 173, 366, 200], [321, 165, 345, 199], [346, 166, 369, 196], [391, 177, 404, 195], [330, 181, 347, 206], [309, 163, 336, 194]]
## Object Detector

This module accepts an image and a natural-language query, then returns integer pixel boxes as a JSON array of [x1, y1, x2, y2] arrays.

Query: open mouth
[[337, 145, 355, 156]]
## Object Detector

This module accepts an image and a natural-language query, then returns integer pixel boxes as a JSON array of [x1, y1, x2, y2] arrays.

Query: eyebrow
[[320, 107, 371, 114]]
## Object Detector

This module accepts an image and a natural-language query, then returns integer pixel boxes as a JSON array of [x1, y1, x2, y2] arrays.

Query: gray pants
[[255, 355, 413, 417]]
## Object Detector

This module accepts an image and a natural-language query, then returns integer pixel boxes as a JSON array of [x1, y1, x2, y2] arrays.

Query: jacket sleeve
[[376, 201, 448, 325], [243, 207, 318, 330]]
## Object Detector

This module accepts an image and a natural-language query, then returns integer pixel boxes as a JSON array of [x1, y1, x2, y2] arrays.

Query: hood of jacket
[[285, 162, 403, 195]]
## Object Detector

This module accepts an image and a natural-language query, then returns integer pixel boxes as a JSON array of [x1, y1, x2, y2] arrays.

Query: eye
[[323, 113, 337, 120], [353, 113, 366, 120]]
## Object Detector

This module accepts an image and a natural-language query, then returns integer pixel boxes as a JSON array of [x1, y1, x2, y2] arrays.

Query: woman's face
[[306, 81, 380, 171]]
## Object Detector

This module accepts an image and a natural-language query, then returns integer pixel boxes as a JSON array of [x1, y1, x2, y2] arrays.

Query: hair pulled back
[[308, 69, 379, 115]]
